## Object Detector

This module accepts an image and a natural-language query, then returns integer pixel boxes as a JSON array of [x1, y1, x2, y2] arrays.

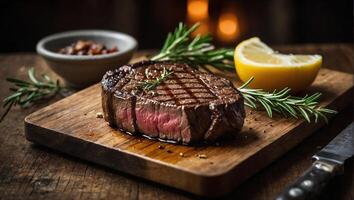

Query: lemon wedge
[[234, 37, 322, 92]]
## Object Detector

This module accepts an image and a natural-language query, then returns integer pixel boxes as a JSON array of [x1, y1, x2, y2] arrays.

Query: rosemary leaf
[[139, 68, 173, 91]]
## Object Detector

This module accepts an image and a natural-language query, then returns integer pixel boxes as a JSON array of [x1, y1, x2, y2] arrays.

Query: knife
[[276, 122, 354, 200]]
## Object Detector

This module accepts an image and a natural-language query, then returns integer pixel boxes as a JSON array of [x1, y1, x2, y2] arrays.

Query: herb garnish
[[0, 68, 62, 123], [140, 67, 173, 91], [1, 22, 337, 123], [151, 23, 234, 70], [238, 77, 337, 123]]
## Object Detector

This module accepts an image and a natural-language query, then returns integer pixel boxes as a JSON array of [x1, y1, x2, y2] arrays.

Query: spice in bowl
[[58, 40, 118, 55]]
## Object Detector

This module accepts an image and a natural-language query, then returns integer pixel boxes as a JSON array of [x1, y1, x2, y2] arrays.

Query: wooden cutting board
[[24, 68, 353, 197]]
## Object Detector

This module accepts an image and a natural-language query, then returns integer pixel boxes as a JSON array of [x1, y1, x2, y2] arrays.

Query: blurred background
[[0, 0, 352, 53]]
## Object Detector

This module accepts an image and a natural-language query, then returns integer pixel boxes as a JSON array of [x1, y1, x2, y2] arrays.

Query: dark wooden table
[[0, 44, 353, 200]]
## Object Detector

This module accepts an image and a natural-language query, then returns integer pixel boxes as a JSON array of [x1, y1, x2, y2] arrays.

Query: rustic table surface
[[0, 44, 353, 200]]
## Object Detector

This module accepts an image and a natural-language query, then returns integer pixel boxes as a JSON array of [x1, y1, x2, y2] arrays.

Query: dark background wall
[[0, 0, 352, 53]]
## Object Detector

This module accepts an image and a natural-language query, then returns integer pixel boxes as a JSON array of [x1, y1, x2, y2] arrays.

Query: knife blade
[[276, 122, 354, 200]]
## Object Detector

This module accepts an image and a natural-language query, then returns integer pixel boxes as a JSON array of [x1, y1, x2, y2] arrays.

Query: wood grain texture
[[24, 66, 353, 197], [0, 45, 353, 200]]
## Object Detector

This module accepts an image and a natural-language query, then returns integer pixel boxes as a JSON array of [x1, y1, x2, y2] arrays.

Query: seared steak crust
[[101, 60, 245, 144]]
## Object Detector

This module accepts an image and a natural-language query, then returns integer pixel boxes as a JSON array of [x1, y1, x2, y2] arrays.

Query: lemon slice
[[234, 37, 322, 92]]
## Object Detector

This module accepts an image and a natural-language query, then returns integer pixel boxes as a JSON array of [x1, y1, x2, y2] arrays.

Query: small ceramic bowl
[[37, 30, 137, 88]]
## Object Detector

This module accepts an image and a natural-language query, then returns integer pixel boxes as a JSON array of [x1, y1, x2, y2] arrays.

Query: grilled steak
[[101, 61, 245, 144]]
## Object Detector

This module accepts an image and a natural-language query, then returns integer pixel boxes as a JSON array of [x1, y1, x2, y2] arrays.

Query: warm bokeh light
[[217, 12, 240, 42], [187, 0, 209, 21], [187, 0, 210, 36]]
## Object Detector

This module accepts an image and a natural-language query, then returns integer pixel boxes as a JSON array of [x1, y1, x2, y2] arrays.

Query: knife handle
[[275, 160, 341, 200]]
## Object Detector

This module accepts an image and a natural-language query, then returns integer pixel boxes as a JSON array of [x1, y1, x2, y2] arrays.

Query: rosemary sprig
[[139, 67, 173, 91], [0, 68, 62, 123], [238, 77, 337, 123], [151, 22, 234, 70]]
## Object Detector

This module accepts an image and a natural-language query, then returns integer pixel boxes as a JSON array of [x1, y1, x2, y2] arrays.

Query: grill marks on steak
[[152, 69, 215, 105], [101, 60, 245, 144]]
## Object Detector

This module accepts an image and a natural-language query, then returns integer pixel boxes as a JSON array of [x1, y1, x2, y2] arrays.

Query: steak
[[101, 60, 245, 144]]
